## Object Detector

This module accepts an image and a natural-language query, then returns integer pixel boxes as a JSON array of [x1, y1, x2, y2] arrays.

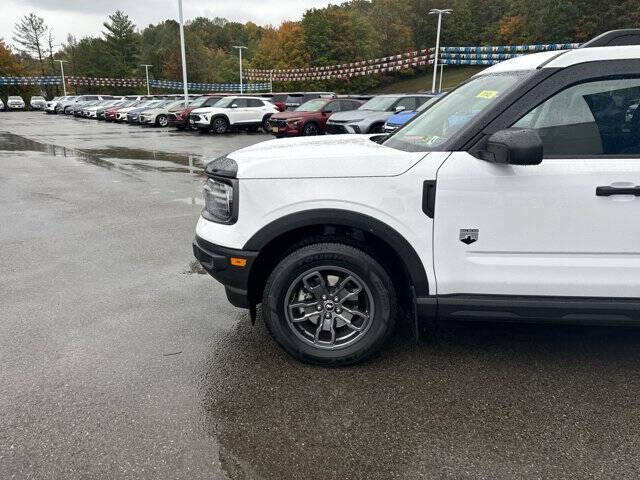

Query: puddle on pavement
[[0, 131, 206, 175]]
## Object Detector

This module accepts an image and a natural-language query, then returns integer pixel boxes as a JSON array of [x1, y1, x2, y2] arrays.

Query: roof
[[479, 45, 640, 75]]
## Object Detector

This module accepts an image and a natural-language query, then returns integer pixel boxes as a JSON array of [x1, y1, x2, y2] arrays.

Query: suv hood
[[328, 109, 389, 122], [226, 134, 427, 179], [271, 111, 318, 121]]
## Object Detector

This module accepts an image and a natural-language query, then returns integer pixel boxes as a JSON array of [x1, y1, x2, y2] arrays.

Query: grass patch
[[370, 65, 487, 94]]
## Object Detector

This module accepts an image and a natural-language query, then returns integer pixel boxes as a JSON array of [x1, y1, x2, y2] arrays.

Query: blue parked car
[[383, 94, 443, 133]]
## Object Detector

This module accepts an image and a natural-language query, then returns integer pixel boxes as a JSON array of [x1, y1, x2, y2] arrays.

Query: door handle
[[596, 185, 640, 197]]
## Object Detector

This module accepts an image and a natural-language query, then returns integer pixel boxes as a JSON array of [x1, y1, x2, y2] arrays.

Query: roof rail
[[580, 29, 640, 48]]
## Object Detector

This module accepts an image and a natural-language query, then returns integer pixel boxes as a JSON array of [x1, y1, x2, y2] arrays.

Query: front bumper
[[8, 104, 25, 110], [193, 235, 258, 308], [326, 122, 361, 134], [269, 119, 300, 136]]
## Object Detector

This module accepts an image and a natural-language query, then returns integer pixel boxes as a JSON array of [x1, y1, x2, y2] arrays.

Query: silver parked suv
[[326, 94, 433, 134]]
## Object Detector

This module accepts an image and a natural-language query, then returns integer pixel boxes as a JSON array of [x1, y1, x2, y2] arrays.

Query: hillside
[[371, 65, 487, 94]]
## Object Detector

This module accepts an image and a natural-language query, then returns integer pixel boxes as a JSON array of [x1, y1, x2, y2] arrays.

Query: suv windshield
[[359, 96, 401, 111], [384, 72, 527, 152], [295, 99, 326, 112]]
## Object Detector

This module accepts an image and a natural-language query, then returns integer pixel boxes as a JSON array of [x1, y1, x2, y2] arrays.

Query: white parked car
[[0, 98, 4, 110], [139, 99, 185, 127], [193, 30, 640, 365], [7, 96, 26, 110], [45, 96, 65, 114], [189, 96, 278, 133], [30, 95, 46, 110]]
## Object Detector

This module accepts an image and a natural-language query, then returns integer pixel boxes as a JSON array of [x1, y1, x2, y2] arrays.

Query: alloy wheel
[[284, 266, 374, 350]]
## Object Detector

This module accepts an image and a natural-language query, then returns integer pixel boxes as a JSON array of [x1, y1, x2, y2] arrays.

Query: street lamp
[[233, 45, 247, 94], [177, 0, 189, 105], [140, 64, 153, 96], [56, 59, 69, 96], [429, 8, 452, 93]]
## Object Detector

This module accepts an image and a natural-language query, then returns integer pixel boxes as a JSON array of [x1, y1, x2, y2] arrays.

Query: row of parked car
[[39, 91, 442, 136], [0, 95, 47, 111]]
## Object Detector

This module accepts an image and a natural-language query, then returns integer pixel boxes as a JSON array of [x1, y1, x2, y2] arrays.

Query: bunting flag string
[[0, 75, 269, 92], [245, 42, 581, 81]]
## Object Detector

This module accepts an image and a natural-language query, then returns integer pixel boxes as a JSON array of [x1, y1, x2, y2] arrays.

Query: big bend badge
[[459, 229, 479, 245]]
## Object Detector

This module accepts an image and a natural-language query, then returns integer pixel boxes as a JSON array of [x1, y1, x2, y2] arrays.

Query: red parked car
[[259, 93, 288, 112], [269, 97, 363, 137], [104, 99, 138, 122], [168, 94, 227, 130]]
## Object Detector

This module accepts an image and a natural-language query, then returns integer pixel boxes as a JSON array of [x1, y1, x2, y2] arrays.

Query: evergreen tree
[[102, 10, 140, 77]]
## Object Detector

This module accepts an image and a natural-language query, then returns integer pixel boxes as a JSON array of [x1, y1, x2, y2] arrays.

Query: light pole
[[57, 59, 69, 96], [140, 64, 153, 95], [233, 45, 247, 94], [439, 63, 444, 92], [177, 0, 189, 105], [429, 8, 452, 93]]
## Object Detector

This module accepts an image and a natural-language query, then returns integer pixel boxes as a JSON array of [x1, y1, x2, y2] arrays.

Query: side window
[[205, 98, 219, 106], [513, 78, 640, 156], [247, 99, 264, 107], [324, 101, 341, 113], [415, 97, 429, 108], [395, 97, 418, 111], [233, 98, 249, 108]]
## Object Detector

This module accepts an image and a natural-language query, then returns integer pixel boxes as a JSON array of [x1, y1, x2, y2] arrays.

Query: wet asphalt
[[2, 112, 640, 479]]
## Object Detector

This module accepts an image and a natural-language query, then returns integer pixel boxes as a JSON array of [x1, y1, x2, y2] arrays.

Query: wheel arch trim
[[243, 208, 430, 296]]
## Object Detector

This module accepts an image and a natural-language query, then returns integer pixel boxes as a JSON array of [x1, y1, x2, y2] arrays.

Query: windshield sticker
[[476, 90, 498, 99]]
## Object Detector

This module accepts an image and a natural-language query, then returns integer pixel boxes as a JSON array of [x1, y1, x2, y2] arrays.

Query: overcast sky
[[2, 0, 336, 50]]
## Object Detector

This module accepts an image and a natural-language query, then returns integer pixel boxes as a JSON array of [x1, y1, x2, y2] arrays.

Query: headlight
[[348, 119, 364, 123], [203, 178, 236, 224]]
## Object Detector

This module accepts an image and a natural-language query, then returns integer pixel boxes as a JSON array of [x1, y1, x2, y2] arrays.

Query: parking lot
[[3, 111, 640, 479]]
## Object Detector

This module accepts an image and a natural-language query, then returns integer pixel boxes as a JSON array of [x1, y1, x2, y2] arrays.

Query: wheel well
[[302, 121, 319, 130], [247, 224, 414, 315], [211, 114, 229, 124]]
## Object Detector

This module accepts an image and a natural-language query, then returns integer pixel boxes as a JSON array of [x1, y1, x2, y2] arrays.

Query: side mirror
[[231, 104, 238, 109], [478, 128, 543, 165], [395, 105, 406, 113]]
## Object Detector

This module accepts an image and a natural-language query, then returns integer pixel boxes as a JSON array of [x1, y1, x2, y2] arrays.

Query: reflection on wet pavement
[[201, 318, 640, 479], [0, 131, 205, 175]]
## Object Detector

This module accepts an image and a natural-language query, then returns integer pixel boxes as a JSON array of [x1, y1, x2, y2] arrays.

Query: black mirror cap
[[479, 128, 543, 166]]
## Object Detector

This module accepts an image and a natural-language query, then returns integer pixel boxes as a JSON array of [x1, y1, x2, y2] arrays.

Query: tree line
[[1, 0, 639, 97]]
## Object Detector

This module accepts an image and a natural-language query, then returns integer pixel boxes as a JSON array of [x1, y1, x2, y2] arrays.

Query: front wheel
[[368, 123, 384, 134], [211, 117, 229, 134], [156, 114, 168, 127], [262, 243, 396, 366], [262, 115, 272, 132], [302, 122, 319, 136]]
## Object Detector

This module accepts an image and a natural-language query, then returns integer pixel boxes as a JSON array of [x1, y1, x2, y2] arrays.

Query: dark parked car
[[269, 97, 363, 137], [284, 92, 335, 110]]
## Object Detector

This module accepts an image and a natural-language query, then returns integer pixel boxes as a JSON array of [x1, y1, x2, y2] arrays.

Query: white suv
[[193, 30, 640, 365], [7, 96, 25, 110], [189, 96, 278, 134]]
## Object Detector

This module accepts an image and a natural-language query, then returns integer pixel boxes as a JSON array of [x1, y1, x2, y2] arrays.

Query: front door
[[434, 76, 640, 299]]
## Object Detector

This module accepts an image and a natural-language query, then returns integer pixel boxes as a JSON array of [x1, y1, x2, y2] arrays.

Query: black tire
[[262, 242, 396, 366], [302, 122, 319, 136], [368, 123, 384, 134], [156, 114, 168, 127], [211, 116, 229, 134], [262, 115, 272, 132]]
